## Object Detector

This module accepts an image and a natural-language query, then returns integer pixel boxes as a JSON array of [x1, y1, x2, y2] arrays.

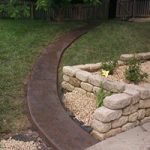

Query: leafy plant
[[101, 60, 117, 75], [96, 87, 111, 108], [125, 58, 148, 84], [0, 0, 30, 19]]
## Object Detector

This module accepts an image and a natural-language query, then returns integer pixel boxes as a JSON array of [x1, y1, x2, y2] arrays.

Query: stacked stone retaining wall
[[61, 52, 150, 141]]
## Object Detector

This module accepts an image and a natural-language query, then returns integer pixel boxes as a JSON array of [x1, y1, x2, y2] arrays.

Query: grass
[[61, 20, 150, 66], [0, 19, 83, 134]]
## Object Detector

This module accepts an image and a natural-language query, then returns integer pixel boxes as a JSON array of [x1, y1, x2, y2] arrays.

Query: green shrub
[[96, 87, 111, 108], [0, 1, 30, 19], [101, 60, 117, 75], [125, 59, 148, 84]]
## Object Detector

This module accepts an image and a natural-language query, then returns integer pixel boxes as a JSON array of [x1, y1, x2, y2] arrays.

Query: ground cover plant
[[0, 19, 83, 134]]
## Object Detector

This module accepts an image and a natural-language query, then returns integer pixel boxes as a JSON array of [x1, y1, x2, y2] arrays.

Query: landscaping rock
[[63, 66, 79, 77], [93, 106, 122, 123], [139, 99, 150, 109], [88, 74, 106, 87], [81, 82, 93, 92], [138, 109, 145, 120], [120, 54, 135, 61], [103, 80, 125, 93], [129, 112, 138, 122], [145, 108, 150, 117], [86, 92, 96, 99], [93, 86, 100, 94], [126, 85, 150, 99], [63, 75, 70, 82], [105, 128, 122, 138], [76, 70, 91, 82], [90, 130, 105, 141], [104, 93, 131, 110], [123, 103, 139, 115], [91, 119, 111, 133], [61, 81, 74, 92], [137, 52, 150, 60], [112, 116, 128, 128], [82, 63, 101, 72], [140, 117, 150, 125], [74, 87, 86, 94], [124, 88, 140, 104], [69, 76, 81, 87], [122, 122, 137, 131]]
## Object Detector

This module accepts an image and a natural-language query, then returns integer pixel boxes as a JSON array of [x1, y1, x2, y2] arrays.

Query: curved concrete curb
[[27, 25, 98, 150]]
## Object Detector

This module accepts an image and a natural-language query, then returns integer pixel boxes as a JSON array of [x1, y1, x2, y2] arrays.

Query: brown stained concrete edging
[[27, 24, 98, 150]]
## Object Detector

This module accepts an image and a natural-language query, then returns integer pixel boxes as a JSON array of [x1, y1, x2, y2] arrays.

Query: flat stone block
[[63, 75, 70, 82], [138, 109, 145, 120], [81, 82, 93, 92], [90, 130, 105, 141], [124, 88, 140, 104], [126, 84, 150, 100], [140, 116, 150, 125], [137, 52, 150, 60], [139, 99, 150, 109], [129, 112, 138, 122], [91, 119, 111, 133], [76, 70, 91, 82], [93, 106, 122, 123], [103, 80, 125, 93], [88, 74, 106, 87], [93, 86, 100, 94], [105, 128, 122, 138], [120, 54, 135, 61], [122, 122, 137, 132], [63, 66, 79, 77], [123, 103, 139, 115], [104, 93, 131, 110], [74, 87, 86, 95], [112, 116, 128, 128], [69, 76, 81, 87], [61, 81, 74, 92], [145, 108, 150, 117]]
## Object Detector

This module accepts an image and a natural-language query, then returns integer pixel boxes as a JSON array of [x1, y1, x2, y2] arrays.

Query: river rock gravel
[[63, 90, 96, 126]]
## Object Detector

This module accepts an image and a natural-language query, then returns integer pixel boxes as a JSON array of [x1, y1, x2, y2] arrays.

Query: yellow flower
[[101, 69, 109, 77]]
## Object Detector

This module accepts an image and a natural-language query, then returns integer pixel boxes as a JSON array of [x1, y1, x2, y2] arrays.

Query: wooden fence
[[0, 1, 110, 20], [116, 0, 150, 19]]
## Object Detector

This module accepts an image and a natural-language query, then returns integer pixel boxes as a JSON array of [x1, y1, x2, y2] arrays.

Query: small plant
[[125, 59, 148, 84], [101, 60, 117, 75], [96, 86, 111, 108]]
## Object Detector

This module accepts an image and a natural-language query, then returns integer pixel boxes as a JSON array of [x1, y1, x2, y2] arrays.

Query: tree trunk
[[56, 7, 65, 22]]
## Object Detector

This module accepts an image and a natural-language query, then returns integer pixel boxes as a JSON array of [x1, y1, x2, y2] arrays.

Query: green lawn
[[61, 20, 150, 66], [0, 19, 83, 134]]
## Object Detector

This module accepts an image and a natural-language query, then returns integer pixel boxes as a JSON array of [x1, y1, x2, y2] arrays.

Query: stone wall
[[61, 52, 150, 141]]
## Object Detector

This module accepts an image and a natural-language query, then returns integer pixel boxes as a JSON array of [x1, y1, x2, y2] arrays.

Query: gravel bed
[[0, 138, 39, 150], [0, 129, 53, 150], [95, 61, 150, 84], [63, 89, 96, 126]]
